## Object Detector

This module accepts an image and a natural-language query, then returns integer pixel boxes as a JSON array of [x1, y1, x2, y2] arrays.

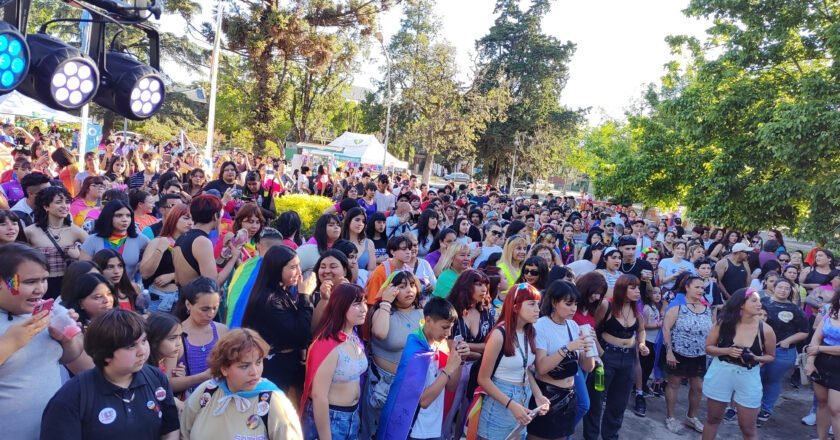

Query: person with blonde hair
[[180, 328, 302, 440], [431, 241, 471, 299], [498, 235, 529, 290]]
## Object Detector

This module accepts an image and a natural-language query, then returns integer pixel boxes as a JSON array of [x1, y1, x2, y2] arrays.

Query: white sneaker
[[666, 417, 683, 433], [685, 416, 705, 433], [801, 411, 817, 426]]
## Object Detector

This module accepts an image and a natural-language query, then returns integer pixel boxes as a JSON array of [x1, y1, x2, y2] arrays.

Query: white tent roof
[[328, 131, 408, 169], [0, 91, 81, 123]]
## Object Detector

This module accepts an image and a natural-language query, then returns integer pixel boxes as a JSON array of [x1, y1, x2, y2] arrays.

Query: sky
[[164, 0, 714, 125]]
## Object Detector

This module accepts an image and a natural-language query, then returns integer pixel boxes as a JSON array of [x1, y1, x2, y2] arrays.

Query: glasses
[[778, 258, 790, 263], [490, 230, 502, 236], [523, 269, 540, 276]]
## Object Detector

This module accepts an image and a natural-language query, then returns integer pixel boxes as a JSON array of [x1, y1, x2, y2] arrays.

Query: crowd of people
[[0, 129, 838, 440]]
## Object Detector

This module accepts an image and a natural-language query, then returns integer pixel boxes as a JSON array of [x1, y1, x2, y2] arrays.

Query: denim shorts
[[703, 357, 762, 408], [147, 286, 178, 313], [478, 377, 531, 440], [301, 400, 360, 440]]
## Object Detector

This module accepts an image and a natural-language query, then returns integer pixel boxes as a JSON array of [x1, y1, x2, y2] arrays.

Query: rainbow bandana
[[105, 233, 128, 254]]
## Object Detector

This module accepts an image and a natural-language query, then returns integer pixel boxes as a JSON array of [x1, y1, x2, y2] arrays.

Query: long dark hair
[[367, 212, 386, 239], [172, 277, 218, 321], [516, 256, 549, 291], [93, 199, 138, 238], [91, 249, 138, 308], [61, 272, 116, 325], [314, 250, 350, 295], [416, 209, 440, 247], [447, 269, 490, 316], [241, 245, 298, 327], [34, 186, 72, 229], [313, 283, 365, 342], [145, 312, 181, 366], [429, 228, 456, 253], [541, 280, 580, 317], [717, 288, 757, 342], [312, 214, 341, 254], [0, 209, 25, 242], [275, 211, 302, 246], [340, 207, 367, 242]]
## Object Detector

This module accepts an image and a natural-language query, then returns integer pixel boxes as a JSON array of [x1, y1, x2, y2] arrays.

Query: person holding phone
[[0, 243, 85, 439]]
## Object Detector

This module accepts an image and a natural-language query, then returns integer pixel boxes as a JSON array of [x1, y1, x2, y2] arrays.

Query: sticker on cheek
[[6, 274, 20, 295]]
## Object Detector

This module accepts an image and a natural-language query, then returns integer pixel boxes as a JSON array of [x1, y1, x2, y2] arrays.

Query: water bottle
[[138, 289, 152, 315], [594, 362, 605, 392]]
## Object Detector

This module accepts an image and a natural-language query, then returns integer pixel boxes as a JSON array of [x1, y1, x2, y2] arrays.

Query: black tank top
[[602, 304, 637, 339], [175, 229, 208, 275], [143, 248, 175, 288], [804, 268, 832, 286], [718, 321, 764, 368], [721, 258, 748, 295]]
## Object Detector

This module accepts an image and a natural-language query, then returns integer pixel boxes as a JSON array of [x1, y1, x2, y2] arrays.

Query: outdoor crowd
[[0, 127, 838, 440]]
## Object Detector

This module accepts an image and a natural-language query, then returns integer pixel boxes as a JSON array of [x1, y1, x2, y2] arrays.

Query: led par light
[[17, 33, 99, 110], [0, 22, 29, 94], [94, 50, 165, 120]]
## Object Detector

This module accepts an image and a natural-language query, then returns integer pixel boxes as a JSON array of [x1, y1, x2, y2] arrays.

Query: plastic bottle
[[594, 362, 605, 392], [50, 304, 81, 339]]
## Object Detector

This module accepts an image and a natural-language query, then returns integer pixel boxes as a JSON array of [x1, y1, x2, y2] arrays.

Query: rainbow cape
[[377, 328, 447, 440], [225, 255, 262, 328]]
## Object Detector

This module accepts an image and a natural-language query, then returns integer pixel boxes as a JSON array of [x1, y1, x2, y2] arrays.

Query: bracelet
[[505, 397, 513, 409], [379, 302, 393, 310], [440, 369, 451, 381]]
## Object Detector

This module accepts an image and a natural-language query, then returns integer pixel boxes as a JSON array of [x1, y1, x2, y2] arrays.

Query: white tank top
[[494, 330, 535, 383]]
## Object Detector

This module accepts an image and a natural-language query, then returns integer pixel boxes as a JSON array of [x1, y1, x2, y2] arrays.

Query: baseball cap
[[731, 243, 751, 253], [617, 235, 637, 247]]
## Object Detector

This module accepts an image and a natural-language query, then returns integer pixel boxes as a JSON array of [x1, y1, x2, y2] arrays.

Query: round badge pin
[[246, 414, 260, 430], [257, 401, 270, 416], [199, 392, 211, 407], [154, 387, 167, 401], [146, 400, 155, 410], [98, 407, 117, 425]]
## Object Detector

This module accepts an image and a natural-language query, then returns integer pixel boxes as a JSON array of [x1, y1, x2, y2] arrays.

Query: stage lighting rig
[[16, 33, 99, 110]]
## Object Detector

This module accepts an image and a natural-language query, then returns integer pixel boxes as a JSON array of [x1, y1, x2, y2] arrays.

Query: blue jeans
[[584, 345, 637, 440], [761, 347, 797, 414], [302, 400, 359, 440], [146, 286, 178, 313], [573, 368, 590, 429]]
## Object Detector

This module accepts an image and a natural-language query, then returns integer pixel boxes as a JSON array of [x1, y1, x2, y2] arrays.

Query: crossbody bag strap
[[42, 227, 71, 264]]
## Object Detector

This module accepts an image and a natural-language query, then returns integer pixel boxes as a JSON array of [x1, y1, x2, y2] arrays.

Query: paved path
[[574, 381, 818, 439]]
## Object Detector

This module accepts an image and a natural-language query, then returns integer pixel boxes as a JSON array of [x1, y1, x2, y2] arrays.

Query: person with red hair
[[139, 204, 193, 312], [301, 283, 368, 440], [475, 283, 550, 439]]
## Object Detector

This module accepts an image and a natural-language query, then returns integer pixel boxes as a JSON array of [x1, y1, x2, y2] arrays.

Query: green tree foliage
[[472, 0, 585, 186], [580, 0, 840, 246], [367, 0, 510, 182], [222, 0, 395, 152]]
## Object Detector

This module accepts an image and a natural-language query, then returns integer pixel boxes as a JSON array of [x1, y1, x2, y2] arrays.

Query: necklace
[[47, 225, 67, 239], [620, 259, 637, 273]]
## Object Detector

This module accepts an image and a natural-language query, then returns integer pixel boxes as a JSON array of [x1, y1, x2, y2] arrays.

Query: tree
[[222, 0, 395, 153], [370, 0, 509, 182], [472, 0, 584, 186], [580, 0, 840, 247]]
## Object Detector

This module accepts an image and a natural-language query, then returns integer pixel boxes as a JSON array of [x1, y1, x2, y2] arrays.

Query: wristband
[[440, 369, 451, 381], [379, 302, 392, 310], [505, 397, 513, 409]]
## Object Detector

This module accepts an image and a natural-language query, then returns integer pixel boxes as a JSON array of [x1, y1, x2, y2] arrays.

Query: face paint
[[6, 274, 19, 295]]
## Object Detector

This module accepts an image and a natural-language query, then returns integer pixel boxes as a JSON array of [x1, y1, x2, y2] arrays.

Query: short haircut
[[158, 193, 184, 208], [190, 194, 223, 224], [207, 328, 270, 378], [129, 190, 151, 211], [257, 227, 284, 244], [386, 235, 410, 252], [0, 243, 47, 279], [20, 172, 51, 196], [423, 296, 457, 322], [85, 309, 146, 369]]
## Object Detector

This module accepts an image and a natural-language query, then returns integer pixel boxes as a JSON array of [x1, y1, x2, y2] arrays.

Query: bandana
[[105, 233, 128, 254], [212, 378, 280, 416]]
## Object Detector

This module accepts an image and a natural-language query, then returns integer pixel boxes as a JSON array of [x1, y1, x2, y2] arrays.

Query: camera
[[740, 348, 755, 364]]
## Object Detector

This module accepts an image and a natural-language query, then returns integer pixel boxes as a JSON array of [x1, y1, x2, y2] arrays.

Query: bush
[[273, 194, 334, 237]]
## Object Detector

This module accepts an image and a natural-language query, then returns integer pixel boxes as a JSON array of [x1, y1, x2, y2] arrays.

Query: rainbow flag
[[377, 328, 447, 440], [225, 256, 262, 328]]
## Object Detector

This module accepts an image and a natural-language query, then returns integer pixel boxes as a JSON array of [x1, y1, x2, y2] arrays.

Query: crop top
[[332, 344, 368, 383], [718, 321, 764, 368], [493, 330, 535, 384], [601, 304, 637, 340], [822, 314, 840, 346], [371, 308, 424, 365]]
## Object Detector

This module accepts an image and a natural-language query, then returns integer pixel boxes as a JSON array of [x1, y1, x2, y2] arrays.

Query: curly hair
[[207, 328, 270, 378]]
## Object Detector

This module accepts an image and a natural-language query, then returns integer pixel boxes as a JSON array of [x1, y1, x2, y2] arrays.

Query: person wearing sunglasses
[[515, 256, 550, 292], [471, 221, 504, 269]]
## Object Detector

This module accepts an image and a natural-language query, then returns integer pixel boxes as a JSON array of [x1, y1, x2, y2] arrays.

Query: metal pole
[[509, 134, 519, 193], [380, 40, 391, 171], [205, 0, 223, 174], [77, 10, 92, 169]]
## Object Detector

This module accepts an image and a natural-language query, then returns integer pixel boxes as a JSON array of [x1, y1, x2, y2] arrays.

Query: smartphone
[[454, 335, 464, 344], [33, 298, 55, 314], [232, 188, 243, 199]]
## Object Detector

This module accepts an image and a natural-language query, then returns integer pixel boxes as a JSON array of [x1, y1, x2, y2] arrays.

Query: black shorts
[[813, 354, 840, 392], [664, 352, 707, 378], [527, 379, 577, 438]]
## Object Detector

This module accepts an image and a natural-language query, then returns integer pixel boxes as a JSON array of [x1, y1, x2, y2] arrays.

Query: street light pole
[[509, 133, 520, 194], [376, 32, 392, 171]]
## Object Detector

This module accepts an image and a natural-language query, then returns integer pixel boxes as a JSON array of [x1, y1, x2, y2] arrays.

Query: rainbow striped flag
[[225, 256, 262, 327]]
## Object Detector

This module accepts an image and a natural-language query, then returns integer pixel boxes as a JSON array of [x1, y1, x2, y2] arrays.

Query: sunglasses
[[490, 230, 502, 236], [523, 269, 541, 276], [778, 258, 790, 263]]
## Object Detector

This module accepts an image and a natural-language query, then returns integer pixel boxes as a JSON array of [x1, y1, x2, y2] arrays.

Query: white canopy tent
[[328, 131, 409, 169], [0, 91, 81, 123]]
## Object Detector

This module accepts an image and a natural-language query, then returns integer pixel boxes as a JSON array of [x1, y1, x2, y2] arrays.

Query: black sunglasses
[[523, 269, 541, 276]]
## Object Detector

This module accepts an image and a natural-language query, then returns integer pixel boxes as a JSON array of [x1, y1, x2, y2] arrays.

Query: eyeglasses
[[490, 230, 502, 236], [523, 269, 540, 276], [778, 258, 790, 263]]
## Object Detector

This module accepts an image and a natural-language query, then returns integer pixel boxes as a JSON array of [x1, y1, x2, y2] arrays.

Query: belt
[[719, 357, 756, 370], [603, 342, 635, 353]]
